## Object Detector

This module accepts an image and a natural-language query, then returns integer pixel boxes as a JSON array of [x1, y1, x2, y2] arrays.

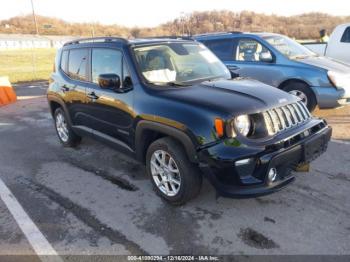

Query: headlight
[[234, 115, 251, 136], [328, 71, 350, 89]]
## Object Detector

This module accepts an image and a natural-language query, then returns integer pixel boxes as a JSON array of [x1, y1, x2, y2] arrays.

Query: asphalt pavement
[[0, 82, 349, 259]]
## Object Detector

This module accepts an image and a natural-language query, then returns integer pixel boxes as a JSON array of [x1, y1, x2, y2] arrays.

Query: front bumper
[[198, 121, 332, 198], [312, 86, 350, 108]]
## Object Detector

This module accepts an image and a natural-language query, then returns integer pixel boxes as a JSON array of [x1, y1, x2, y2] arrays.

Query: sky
[[2, 0, 350, 27]]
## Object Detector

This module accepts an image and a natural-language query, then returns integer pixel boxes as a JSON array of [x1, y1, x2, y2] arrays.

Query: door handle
[[87, 92, 99, 101], [227, 65, 240, 71], [60, 85, 70, 92]]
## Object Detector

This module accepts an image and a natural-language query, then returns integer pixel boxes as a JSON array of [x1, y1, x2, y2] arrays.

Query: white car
[[304, 23, 350, 64]]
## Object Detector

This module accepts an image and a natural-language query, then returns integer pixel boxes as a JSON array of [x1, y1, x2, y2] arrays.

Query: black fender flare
[[47, 95, 73, 127], [135, 120, 199, 163]]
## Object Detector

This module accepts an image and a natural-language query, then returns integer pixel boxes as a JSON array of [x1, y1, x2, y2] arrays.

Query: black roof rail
[[194, 32, 228, 37], [194, 31, 242, 37], [140, 36, 194, 40], [63, 37, 128, 46]]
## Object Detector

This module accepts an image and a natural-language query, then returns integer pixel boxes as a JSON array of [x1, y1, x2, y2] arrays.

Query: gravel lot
[[0, 82, 349, 259]]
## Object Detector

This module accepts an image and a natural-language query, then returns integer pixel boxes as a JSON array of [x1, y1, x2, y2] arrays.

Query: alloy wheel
[[55, 112, 69, 142], [150, 150, 181, 197], [288, 90, 308, 106]]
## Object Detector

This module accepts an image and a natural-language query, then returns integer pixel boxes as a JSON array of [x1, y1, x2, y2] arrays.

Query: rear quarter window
[[341, 27, 350, 43], [60, 50, 69, 74]]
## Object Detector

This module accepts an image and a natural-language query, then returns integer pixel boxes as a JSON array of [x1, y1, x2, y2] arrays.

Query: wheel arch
[[48, 97, 73, 126], [135, 120, 199, 164], [278, 78, 311, 90], [278, 78, 318, 111], [278, 78, 317, 101]]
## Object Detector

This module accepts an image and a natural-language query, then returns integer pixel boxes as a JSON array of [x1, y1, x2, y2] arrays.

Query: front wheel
[[146, 137, 202, 205], [283, 83, 317, 112]]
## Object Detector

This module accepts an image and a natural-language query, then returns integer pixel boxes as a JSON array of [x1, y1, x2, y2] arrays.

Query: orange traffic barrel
[[0, 76, 17, 106]]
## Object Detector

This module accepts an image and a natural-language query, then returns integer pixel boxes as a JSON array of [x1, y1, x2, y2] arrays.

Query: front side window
[[68, 48, 88, 81], [236, 39, 271, 62], [263, 35, 315, 59], [91, 48, 122, 84], [133, 43, 230, 86], [341, 27, 350, 43]]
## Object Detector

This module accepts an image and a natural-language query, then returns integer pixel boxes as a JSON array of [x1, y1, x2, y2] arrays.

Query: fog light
[[268, 168, 277, 182]]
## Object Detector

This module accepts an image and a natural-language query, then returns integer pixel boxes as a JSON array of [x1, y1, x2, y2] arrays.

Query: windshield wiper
[[166, 81, 191, 87], [149, 81, 191, 87], [290, 54, 309, 59]]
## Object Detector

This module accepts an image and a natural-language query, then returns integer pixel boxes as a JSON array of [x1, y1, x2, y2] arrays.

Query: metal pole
[[91, 24, 95, 38], [30, 0, 39, 35], [30, 0, 39, 81]]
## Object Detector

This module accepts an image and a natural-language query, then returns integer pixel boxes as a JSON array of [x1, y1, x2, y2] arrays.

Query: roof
[[63, 36, 194, 47], [193, 31, 281, 40]]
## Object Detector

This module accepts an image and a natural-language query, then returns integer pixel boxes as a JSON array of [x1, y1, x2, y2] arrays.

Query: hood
[[296, 55, 350, 74], [160, 78, 299, 117]]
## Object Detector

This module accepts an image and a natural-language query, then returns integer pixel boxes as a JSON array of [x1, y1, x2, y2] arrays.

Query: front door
[[226, 38, 281, 87], [84, 48, 134, 146]]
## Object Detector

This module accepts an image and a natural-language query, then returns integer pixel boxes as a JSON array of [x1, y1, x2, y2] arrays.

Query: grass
[[0, 48, 57, 83]]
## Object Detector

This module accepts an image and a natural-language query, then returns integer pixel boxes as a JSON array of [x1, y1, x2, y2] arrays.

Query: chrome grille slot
[[263, 102, 311, 135]]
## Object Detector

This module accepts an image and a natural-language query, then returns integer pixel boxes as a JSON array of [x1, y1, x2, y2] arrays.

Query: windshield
[[263, 35, 316, 59], [133, 42, 231, 86]]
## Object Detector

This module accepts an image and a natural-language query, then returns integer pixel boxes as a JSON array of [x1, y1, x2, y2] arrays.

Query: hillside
[[1, 11, 350, 39]]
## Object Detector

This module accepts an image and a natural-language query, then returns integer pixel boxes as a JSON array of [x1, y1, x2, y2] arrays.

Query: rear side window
[[60, 50, 68, 74], [91, 48, 122, 84], [341, 27, 350, 43], [204, 39, 233, 60], [68, 48, 88, 81]]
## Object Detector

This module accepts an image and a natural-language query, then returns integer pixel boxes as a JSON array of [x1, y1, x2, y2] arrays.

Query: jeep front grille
[[263, 101, 311, 135]]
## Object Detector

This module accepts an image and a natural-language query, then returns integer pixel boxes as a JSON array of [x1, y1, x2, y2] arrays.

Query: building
[[0, 34, 77, 49]]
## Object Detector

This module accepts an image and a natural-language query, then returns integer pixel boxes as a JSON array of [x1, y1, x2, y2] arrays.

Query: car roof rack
[[140, 36, 193, 40], [194, 31, 242, 37], [63, 37, 128, 46]]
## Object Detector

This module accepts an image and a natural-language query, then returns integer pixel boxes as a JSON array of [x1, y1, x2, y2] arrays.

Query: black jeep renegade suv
[[48, 37, 331, 205]]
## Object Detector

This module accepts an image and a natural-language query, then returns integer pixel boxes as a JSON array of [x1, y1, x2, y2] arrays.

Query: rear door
[[202, 38, 238, 77], [60, 48, 90, 126], [84, 47, 134, 146]]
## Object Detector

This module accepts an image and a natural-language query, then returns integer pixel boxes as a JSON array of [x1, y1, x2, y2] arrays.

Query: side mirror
[[259, 52, 273, 63], [98, 74, 121, 90]]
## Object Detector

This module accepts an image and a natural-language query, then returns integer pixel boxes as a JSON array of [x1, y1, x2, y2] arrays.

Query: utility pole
[[30, 0, 39, 35]]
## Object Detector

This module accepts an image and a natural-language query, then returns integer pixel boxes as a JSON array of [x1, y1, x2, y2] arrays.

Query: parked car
[[48, 37, 331, 205], [304, 23, 350, 64], [194, 32, 350, 112]]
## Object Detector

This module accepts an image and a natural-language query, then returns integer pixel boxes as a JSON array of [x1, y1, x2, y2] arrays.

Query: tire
[[54, 107, 81, 147], [146, 137, 202, 205], [282, 82, 317, 112]]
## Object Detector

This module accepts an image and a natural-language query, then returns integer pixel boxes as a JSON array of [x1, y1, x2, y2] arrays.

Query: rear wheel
[[54, 107, 81, 147], [146, 137, 202, 205], [283, 82, 317, 112]]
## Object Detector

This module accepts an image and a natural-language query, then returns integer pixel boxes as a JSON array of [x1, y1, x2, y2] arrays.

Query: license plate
[[303, 134, 327, 162]]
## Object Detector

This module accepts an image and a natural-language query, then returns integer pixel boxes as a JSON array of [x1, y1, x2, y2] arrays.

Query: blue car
[[194, 32, 350, 111]]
